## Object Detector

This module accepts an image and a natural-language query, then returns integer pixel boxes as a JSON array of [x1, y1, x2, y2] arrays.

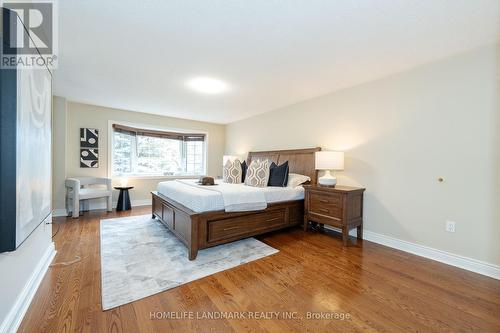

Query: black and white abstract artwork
[[80, 128, 99, 148], [16, 66, 52, 247], [80, 128, 99, 168], [81, 148, 99, 168]]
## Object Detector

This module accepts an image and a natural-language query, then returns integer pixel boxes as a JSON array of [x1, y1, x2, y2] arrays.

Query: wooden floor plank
[[17, 207, 500, 333]]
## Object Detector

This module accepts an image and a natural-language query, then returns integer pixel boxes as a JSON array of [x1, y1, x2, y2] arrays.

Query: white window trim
[[107, 120, 209, 180]]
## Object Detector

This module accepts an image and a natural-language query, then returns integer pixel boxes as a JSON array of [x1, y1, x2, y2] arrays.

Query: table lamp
[[315, 151, 344, 186]]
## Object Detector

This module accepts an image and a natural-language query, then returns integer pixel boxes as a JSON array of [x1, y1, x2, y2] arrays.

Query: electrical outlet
[[446, 220, 456, 233]]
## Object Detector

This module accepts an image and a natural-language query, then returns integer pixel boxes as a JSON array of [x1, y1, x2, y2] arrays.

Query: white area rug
[[100, 215, 278, 310]]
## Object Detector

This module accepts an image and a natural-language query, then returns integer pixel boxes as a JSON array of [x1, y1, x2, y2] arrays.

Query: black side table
[[114, 186, 134, 211]]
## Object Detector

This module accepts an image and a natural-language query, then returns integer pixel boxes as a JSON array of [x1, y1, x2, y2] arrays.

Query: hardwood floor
[[19, 207, 500, 332]]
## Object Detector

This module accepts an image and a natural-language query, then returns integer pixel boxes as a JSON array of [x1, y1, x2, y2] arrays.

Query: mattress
[[157, 179, 305, 213]]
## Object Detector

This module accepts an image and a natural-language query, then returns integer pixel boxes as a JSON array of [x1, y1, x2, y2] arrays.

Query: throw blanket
[[176, 179, 267, 212]]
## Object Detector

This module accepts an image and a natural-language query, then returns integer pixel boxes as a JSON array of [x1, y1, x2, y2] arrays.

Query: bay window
[[111, 124, 206, 177]]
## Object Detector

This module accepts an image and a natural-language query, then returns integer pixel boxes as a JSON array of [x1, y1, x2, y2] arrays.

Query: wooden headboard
[[247, 147, 321, 185]]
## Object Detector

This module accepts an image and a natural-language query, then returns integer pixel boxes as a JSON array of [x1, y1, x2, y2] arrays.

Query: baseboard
[[323, 225, 500, 280], [0, 243, 56, 333], [52, 208, 68, 217], [53, 199, 152, 217], [127, 199, 152, 207], [89, 199, 152, 210]]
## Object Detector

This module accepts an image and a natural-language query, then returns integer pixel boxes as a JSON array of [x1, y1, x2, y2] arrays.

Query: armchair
[[65, 177, 113, 218]]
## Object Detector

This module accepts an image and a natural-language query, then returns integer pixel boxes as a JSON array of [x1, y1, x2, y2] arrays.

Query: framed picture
[[80, 128, 99, 148], [80, 148, 99, 168], [80, 128, 99, 168]]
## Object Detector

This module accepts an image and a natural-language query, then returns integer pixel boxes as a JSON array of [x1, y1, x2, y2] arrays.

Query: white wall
[[226, 44, 500, 266]]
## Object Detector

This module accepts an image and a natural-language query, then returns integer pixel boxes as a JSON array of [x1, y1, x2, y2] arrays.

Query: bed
[[151, 147, 320, 260]]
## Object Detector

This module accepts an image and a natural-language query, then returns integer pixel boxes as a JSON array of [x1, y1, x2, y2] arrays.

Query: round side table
[[114, 186, 134, 211]]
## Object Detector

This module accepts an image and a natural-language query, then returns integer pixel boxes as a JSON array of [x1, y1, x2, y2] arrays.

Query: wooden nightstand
[[304, 185, 365, 246]]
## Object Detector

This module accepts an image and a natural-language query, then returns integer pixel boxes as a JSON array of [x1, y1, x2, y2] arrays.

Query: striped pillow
[[244, 159, 270, 187]]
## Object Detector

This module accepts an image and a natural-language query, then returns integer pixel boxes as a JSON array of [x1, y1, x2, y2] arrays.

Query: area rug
[[100, 214, 278, 310]]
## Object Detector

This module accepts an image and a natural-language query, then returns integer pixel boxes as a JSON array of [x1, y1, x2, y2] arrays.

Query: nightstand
[[304, 185, 365, 246]]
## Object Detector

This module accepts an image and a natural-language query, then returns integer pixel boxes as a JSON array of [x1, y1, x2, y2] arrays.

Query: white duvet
[[157, 179, 304, 213]]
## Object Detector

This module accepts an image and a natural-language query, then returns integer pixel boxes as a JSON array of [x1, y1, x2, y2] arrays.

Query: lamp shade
[[315, 151, 344, 170], [223, 155, 240, 165]]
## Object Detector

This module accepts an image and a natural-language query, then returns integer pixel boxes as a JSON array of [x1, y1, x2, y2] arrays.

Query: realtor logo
[[1, 0, 58, 68]]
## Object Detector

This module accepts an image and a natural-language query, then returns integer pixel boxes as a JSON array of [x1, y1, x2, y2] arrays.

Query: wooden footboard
[[152, 191, 303, 260]]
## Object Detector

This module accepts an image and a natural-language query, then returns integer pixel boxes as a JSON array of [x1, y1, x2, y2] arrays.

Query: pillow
[[241, 160, 248, 183], [244, 159, 271, 187], [287, 173, 310, 187], [268, 161, 289, 187], [223, 159, 242, 184]]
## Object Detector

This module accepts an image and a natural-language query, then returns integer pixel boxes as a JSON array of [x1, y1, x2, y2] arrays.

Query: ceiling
[[54, 0, 500, 124]]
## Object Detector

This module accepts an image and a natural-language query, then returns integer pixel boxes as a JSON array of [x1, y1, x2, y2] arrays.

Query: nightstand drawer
[[310, 191, 342, 206], [309, 205, 342, 218], [309, 192, 342, 218]]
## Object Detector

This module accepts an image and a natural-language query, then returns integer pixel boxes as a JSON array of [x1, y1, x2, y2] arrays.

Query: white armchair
[[65, 177, 113, 218]]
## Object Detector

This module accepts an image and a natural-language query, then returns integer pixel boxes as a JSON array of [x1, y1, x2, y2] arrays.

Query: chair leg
[[107, 195, 113, 212], [66, 194, 71, 217], [72, 196, 80, 218]]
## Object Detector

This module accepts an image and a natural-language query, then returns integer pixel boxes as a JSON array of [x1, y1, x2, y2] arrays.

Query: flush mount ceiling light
[[186, 77, 228, 94]]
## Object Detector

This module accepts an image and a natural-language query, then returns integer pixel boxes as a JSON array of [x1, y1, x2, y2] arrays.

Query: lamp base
[[318, 170, 337, 186]]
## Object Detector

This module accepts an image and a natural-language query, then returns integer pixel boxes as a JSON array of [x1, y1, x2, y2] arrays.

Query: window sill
[[111, 175, 205, 181]]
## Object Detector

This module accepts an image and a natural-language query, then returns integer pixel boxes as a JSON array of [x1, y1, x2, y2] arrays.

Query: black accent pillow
[[268, 161, 289, 187], [241, 160, 248, 183]]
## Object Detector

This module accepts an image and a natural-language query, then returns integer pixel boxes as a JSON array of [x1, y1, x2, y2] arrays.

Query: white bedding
[[176, 179, 266, 212], [157, 179, 305, 213]]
